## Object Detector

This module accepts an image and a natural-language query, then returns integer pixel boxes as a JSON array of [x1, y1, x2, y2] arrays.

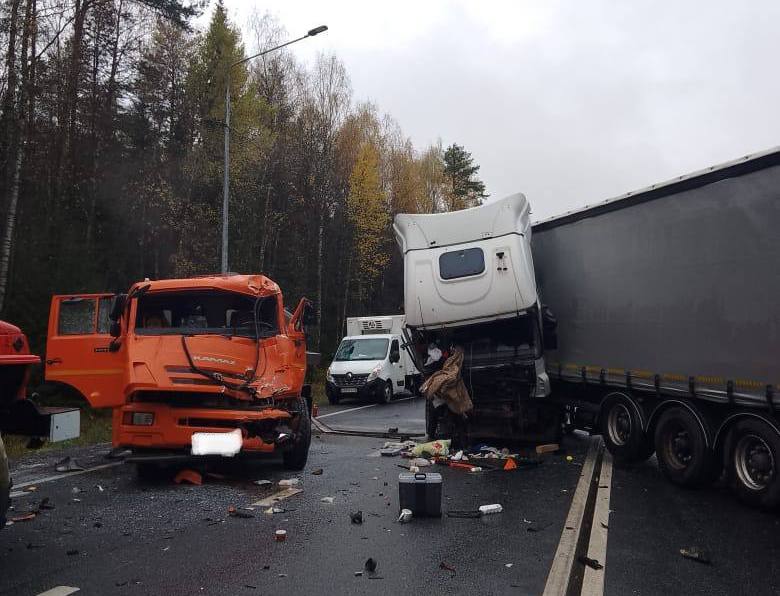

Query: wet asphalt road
[[1, 397, 779, 595]]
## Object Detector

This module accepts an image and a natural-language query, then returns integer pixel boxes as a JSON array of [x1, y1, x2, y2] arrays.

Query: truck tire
[[0, 434, 10, 529], [654, 407, 713, 488], [725, 418, 780, 509], [600, 395, 653, 464], [379, 381, 393, 405], [283, 397, 312, 471]]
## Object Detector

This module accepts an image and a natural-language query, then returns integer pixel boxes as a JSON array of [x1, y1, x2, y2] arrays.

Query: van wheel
[[726, 418, 780, 509], [654, 407, 713, 488], [379, 381, 393, 405], [0, 435, 10, 529], [600, 395, 653, 464], [283, 397, 312, 470]]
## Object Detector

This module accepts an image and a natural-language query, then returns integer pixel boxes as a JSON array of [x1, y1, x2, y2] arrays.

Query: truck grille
[[332, 373, 369, 387]]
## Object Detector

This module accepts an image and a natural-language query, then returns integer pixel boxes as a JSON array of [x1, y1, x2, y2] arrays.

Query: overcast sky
[[220, 0, 780, 221]]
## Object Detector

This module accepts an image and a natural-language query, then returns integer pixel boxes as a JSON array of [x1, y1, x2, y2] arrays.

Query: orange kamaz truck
[[44, 274, 316, 476]]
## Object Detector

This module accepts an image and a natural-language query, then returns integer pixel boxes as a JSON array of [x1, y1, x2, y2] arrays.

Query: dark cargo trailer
[[532, 147, 780, 508]]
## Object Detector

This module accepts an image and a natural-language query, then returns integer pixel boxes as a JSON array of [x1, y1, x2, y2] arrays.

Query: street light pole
[[221, 25, 328, 274]]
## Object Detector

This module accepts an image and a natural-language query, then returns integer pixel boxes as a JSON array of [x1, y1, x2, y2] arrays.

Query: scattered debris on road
[[55, 457, 85, 473], [680, 547, 712, 565], [174, 469, 203, 485], [535, 443, 559, 455], [275, 529, 287, 542], [439, 561, 457, 577], [228, 506, 254, 519], [311, 468, 324, 475], [279, 478, 300, 487], [397, 508, 412, 523], [578, 555, 604, 570], [364, 557, 377, 573], [9, 512, 36, 523], [350, 510, 363, 524], [320, 497, 334, 504], [253, 479, 272, 487]]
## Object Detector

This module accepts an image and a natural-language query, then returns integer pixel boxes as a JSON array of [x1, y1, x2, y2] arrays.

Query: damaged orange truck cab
[[44, 274, 315, 471]]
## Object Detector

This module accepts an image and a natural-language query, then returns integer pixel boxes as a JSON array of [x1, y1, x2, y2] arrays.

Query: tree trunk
[[0, 145, 24, 314], [315, 206, 324, 349]]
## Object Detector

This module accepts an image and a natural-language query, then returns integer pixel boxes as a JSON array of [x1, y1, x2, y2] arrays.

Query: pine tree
[[443, 143, 488, 211]]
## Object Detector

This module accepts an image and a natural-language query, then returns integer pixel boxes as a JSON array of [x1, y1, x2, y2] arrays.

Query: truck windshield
[[134, 291, 278, 338], [334, 338, 389, 361]]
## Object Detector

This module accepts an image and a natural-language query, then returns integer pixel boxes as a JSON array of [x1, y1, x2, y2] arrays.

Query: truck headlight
[[367, 364, 382, 381]]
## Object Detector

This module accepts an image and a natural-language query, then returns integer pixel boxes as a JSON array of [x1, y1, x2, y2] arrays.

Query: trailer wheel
[[601, 395, 652, 464], [654, 407, 713, 487], [0, 434, 10, 529], [725, 418, 780, 509], [283, 397, 312, 471]]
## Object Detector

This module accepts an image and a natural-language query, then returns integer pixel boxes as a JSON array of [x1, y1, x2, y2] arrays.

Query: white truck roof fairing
[[394, 194, 538, 329], [394, 193, 532, 253]]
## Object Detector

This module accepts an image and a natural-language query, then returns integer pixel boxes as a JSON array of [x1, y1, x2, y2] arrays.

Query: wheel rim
[[663, 423, 693, 470], [734, 434, 775, 491], [607, 403, 632, 446]]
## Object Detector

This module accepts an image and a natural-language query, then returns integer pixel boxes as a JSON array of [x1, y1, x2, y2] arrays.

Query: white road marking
[[581, 450, 613, 596], [36, 586, 80, 596], [316, 396, 418, 420], [251, 487, 303, 507], [543, 437, 603, 596], [10, 462, 123, 498]]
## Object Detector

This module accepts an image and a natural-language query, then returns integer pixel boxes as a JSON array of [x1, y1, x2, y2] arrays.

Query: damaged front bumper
[[116, 401, 302, 459]]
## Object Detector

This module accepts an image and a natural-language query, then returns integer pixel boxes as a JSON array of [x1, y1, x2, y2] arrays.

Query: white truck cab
[[326, 315, 421, 405]]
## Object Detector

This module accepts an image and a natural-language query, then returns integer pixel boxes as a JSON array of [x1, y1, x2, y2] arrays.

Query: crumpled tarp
[[420, 346, 473, 414]]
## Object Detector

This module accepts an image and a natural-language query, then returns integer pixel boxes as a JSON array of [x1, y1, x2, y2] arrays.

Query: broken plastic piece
[[578, 555, 604, 570], [478, 504, 503, 515], [278, 478, 300, 487], [680, 547, 712, 565], [275, 529, 287, 542], [228, 506, 254, 518], [397, 509, 413, 523], [9, 512, 36, 523], [254, 479, 272, 487], [350, 511, 364, 524], [321, 497, 335, 504], [174, 469, 203, 486], [364, 558, 377, 573], [55, 456, 85, 473], [311, 468, 324, 475], [536, 443, 559, 455]]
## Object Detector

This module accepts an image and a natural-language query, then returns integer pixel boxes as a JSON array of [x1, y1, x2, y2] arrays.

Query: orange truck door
[[45, 294, 126, 408]]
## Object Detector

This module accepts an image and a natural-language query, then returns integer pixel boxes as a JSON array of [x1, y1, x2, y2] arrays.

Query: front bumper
[[326, 378, 384, 400], [115, 402, 295, 454]]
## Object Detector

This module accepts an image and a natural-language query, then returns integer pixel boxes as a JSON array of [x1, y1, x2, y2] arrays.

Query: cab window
[[58, 298, 96, 335], [439, 248, 485, 280]]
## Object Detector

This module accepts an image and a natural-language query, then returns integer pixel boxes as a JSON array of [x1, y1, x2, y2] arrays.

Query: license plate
[[341, 387, 358, 394], [191, 428, 242, 456]]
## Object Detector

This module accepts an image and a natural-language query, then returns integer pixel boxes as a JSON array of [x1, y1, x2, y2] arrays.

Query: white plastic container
[[478, 504, 503, 515]]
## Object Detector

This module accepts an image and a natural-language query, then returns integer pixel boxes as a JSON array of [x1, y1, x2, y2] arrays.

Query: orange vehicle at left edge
[[44, 273, 317, 476]]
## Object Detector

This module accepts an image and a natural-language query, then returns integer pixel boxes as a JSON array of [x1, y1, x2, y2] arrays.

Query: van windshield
[[134, 291, 278, 338], [334, 338, 389, 361]]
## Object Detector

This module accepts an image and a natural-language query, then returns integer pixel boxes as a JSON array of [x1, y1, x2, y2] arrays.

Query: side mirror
[[109, 320, 122, 338], [541, 304, 558, 350], [109, 294, 127, 321], [389, 350, 400, 364], [303, 302, 318, 326]]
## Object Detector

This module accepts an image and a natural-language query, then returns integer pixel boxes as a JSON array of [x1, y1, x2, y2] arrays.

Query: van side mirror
[[109, 294, 127, 321], [541, 304, 558, 350], [389, 350, 400, 363]]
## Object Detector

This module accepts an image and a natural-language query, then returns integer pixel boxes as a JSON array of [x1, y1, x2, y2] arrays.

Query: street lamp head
[[308, 25, 328, 36]]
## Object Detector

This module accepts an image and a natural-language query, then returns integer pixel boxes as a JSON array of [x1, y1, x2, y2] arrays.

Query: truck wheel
[[0, 435, 10, 529], [283, 397, 312, 471], [379, 381, 393, 405], [654, 407, 713, 487], [601, 395, 653, 464], [726, 418, 780, 509]]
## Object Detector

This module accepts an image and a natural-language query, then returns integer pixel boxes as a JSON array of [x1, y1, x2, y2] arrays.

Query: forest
[[0, 0, 488, 357]]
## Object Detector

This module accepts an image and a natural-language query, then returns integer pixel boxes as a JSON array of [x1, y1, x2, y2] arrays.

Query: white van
[[326, 315, 421, 404]]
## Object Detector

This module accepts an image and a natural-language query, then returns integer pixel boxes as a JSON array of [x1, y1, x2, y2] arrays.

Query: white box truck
[[393, 193, 561, 443], [326, 315, 422, 405]]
